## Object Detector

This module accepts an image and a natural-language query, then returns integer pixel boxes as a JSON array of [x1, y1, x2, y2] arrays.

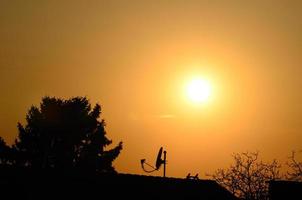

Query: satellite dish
[[140, 146, 167, 177], [155, 147, 163, 170]]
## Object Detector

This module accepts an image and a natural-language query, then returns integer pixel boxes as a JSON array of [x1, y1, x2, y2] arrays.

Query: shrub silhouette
[[208, 152, 281, 200], [286, 151, 302, 181], [0, 96, 122, 173]]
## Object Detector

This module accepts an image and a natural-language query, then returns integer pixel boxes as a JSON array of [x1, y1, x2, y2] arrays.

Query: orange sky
[[0, 1, 302, 178]]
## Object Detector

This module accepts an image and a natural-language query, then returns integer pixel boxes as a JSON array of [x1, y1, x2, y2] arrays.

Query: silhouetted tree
[[0, 137, 12, 165], [0, 96, 122, 173], [208, 152, 281, 200], [286, 151, 302, 181]]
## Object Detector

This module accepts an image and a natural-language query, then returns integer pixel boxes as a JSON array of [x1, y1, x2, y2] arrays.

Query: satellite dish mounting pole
[[163, 150, 167, 177], [141, 147, 167, 177]]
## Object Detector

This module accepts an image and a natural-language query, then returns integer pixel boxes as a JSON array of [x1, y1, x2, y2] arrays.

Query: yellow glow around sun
[[186, 78, 211, 103]]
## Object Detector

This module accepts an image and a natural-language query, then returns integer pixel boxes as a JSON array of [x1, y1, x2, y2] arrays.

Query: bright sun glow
[[186, 78, 211, 103]]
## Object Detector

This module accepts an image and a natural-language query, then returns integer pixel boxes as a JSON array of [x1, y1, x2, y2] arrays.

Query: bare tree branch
[[286, 151, 302, 181], [208, 152, 281, 200]]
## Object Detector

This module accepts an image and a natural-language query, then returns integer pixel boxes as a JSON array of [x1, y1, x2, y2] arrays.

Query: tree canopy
[[0, 96, 122, 173]]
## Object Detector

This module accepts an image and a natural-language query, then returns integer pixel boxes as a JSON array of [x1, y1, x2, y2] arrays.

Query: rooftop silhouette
[[0, 167, 238, 200]]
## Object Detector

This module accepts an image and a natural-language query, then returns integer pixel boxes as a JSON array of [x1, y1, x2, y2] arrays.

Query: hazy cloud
[[158, 114, 176, 119]]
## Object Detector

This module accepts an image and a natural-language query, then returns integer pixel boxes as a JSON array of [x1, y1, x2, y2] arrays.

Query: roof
[[269, 180, 302, 200], [0, 168, 238, 200]]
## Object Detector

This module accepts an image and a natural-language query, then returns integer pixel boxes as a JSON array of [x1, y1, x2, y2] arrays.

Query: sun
[[186, 78, 211, 103]]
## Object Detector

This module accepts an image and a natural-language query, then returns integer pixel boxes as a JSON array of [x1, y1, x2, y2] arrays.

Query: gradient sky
[[1, 0, 302, 178]]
